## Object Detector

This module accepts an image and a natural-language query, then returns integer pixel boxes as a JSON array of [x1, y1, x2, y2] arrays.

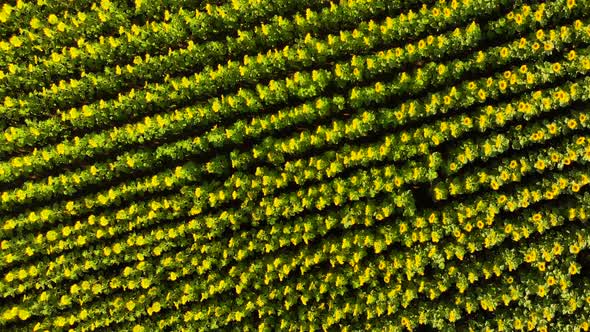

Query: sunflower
[[567, 0, 576, 9], [568, 50, 577, 60], [500, 47, 509, 58], [570, 243, 581, 254], [567, 119, 578, 129], [572, 183, 581, 193], [544, 42, 553, 51], [443, 8, 451, 18], [478, 89, 487, 100]]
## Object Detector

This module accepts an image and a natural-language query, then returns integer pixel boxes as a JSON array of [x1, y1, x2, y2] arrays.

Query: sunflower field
[[1, 0, 590, 331]]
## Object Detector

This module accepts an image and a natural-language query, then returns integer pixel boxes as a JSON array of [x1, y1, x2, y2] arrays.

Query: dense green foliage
[[1, 0, 590, 331]]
